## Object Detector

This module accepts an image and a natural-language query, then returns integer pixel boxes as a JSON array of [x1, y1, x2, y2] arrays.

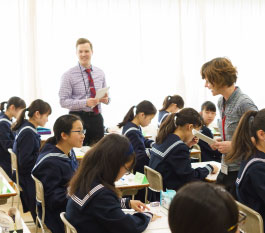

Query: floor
[[0, 195, 36, 232]]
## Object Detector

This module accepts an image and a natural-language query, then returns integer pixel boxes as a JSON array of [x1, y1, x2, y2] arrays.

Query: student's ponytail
[[117, 106, 135, 128], [12, 99, 51, 131], [156, 108, 202, 144], [225, 110, 265, 163], [0, 102, 7, 112], [118, 100, 157, 128], [12, 108, 28, 131], [160, 95, 184, 111]]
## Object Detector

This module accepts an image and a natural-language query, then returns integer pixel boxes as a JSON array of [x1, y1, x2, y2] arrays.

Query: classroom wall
[[0, 0, 264, 128]]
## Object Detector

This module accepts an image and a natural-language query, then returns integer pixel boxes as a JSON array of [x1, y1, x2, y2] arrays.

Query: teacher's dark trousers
[[69, 111, 104, 146]]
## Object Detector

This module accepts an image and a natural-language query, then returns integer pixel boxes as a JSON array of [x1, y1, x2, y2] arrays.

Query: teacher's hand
[[99, 93, 109, 104], [86, 98, 99, 107]]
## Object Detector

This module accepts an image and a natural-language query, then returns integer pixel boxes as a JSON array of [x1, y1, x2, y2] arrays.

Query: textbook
[[95, 87, 110, 99], [192, 129, 215, 145]]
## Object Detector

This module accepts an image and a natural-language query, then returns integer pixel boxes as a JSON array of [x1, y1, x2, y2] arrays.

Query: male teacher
[[59, 38, 109, 146]]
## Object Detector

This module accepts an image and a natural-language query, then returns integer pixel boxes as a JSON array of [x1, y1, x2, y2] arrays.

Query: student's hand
[[86, 98, 99, 107], [151, 213, 162, 222], [215, 141, 232, 154], [99, 93, 109, 104], [187, 136, 199, 148], [130, 200, 150, 212], [210, 142, 220, 150], [210, 164, 219, 174]]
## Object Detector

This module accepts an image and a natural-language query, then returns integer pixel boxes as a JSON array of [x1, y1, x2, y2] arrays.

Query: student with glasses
[[225, 109, 265, 231], [32, 114, 84, 233], [168, 182, 245, 233], [66, 134, 160, 233]]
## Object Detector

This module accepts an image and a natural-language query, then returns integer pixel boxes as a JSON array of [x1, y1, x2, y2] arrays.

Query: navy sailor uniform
[[66, 181, 152, 233], [122, 122, 154, 174], [236, 150, 265, 229], [13, 120, 40, 220], [0, 114, 15, 178], [157, 110, 169, 128], [198, 125, 222, 162], [32, 143, 78, 233], [149, 134, 213, 191]]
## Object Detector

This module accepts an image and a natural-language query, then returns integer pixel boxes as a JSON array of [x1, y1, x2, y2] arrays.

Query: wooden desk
[[0, 170, 17, 205], [115, 174, 149, 198], [191, 161, 221, 182]]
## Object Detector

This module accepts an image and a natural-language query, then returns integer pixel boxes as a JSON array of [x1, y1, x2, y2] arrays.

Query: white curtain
[[0, 0, 265, 128]]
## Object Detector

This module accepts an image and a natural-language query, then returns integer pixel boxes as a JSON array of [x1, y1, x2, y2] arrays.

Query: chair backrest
[[8, 149, 22, 192], [60, 212, 77, 233], [190, 144, 201, 162], [144, 166, 163, 192], [236, 201, 264, 233], [31, 174, 46, 223]]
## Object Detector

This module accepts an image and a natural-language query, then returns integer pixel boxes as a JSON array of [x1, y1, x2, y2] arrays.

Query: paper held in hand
[[192, 129, 216, 145], [95, 87, 110, 99]]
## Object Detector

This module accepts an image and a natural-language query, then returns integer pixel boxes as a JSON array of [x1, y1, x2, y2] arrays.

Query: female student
[[168, 182, 242, 233], [158, 95, 184, 128], [12, 99, 51, 221], [0, 97, 26, 178], [149, 108, 218, 191], [198, 101, 222, 162], [118, 100, 157, 174], [32, 114, 82, 233], [66, 134, 159, 233], [225, 109, 265, 228]]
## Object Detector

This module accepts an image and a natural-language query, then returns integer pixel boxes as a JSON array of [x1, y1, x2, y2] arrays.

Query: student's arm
[[126, 131, 149, 159], [144, 138, 154, 148], [250, 163, 265, 206], [59, 72, 87, 110], [170, 145, 212, 181], [0, 123, 14, 151], [17, 131, 39, 174], [92, 191, 152, 233], [33, 162, 69, 210]]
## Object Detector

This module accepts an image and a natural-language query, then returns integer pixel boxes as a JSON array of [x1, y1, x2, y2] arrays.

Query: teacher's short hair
[[76, 38, 93, 51]]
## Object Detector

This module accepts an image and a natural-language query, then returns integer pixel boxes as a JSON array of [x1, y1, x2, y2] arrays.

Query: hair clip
[[133, 106, 137, 116]]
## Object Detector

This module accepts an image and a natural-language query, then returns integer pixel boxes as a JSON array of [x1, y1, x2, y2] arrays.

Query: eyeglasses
[[228, 211, 247, 232], [71, 129, 86, 135], [123, 165, 131, 175]]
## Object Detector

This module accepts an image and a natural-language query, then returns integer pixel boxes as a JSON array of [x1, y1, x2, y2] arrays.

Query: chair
[[236, 201, 264, 233], [144, 166, 163, 203], [190, 144, 201, 162], [8, 148, 22, 208], [31, 174, 50, 233], [60, 212, 77, 233]]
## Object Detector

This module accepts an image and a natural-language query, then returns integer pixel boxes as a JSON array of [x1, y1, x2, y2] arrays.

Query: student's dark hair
[[12, 99, 52, 131], [201, 101, 216, 112], [42, 114, 82, 149], [160, 95, 184, 111], [225, 109, 265, 163], [0, 97, 26, 113], [201, 57, 237, 88], [156, 108, 202, 144], [68, 134, 136, 197], [118, 100, 157, 128], [168, 182, 238, 233]]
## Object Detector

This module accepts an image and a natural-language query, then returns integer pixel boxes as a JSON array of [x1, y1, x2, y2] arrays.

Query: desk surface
[[115, 174, 149, 190], [0, 170, 17, 203], [191, 161, 221, 182], [123, 205, 170, 233]]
